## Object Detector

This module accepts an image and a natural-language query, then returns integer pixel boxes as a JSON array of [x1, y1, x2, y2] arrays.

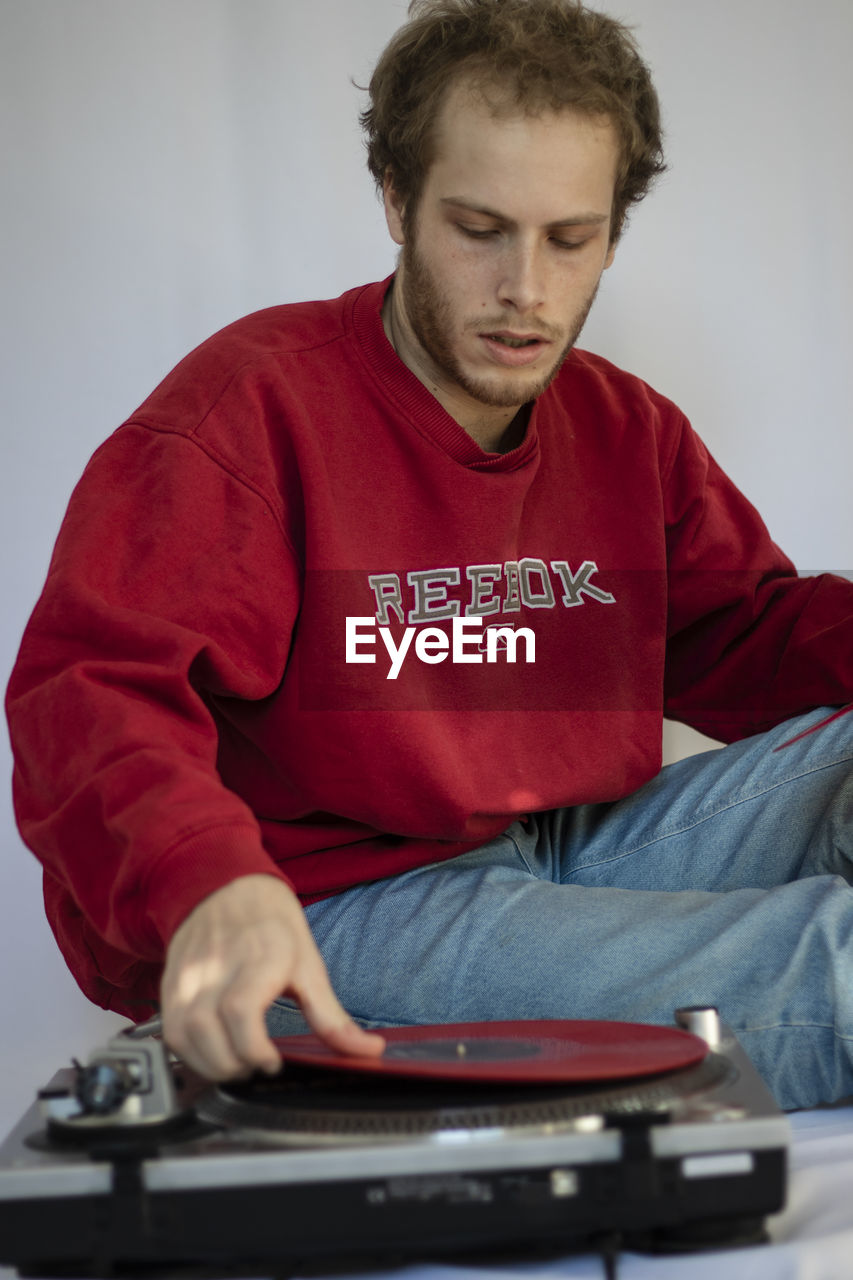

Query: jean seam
[[737, 1020, 853, 1044], [562, 756, 853, 877], [739, 1019, 835, 1031], [503, 830, 536, 875]]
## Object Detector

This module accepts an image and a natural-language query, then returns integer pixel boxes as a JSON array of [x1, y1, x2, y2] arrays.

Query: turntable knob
[[674, 1006, 721, 1049], [74, 1061, 135, 1116]]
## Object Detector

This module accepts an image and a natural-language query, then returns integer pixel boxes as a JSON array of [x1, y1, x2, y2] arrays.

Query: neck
[[381, 284, 525, 455]]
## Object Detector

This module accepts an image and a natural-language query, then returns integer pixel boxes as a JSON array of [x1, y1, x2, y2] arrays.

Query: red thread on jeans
[[773, 703, 853, 751]]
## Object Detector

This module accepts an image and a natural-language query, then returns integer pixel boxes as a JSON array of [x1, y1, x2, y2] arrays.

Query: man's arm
[[161, 875, 383, 1079], [662, 414, 853, 739], [5, 420, 364, 1042]]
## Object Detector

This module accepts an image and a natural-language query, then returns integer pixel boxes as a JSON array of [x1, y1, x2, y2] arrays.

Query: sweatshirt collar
[[349, 276, 540, 472]]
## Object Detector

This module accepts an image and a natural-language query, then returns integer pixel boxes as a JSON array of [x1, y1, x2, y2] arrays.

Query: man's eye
[[458, 225, 498, 239], [552, 237, 588, 251]]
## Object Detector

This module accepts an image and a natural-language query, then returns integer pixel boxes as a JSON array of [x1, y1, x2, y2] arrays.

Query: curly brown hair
[[361, 0, 666, 241]]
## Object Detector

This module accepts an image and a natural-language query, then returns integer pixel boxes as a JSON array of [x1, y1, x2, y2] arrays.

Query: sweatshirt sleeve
[[662, 414, 853, 741], [5, 422, 301, 985]]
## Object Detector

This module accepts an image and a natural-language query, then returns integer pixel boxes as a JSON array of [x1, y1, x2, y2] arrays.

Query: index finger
[[288, 962, 385, 1060]]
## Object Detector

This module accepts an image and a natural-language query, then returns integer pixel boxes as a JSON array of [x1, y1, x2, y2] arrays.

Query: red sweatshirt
[[7, 278, 853, 1017]]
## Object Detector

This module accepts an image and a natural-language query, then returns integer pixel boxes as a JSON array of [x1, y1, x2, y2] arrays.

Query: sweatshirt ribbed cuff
[[142, 823, 295, 950]]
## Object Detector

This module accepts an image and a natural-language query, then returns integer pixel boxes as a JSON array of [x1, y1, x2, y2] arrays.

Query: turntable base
[[0, 1009, 789, 1278]]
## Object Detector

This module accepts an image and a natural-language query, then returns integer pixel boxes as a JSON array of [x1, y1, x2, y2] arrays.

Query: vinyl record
[[274, 1019, 709, 1084]]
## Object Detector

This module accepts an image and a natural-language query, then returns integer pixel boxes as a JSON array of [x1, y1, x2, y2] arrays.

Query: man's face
[[383, 80, 620, 439]]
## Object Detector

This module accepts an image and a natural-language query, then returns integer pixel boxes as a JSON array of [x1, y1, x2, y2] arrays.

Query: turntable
[[0, 1007, 789, 1278]]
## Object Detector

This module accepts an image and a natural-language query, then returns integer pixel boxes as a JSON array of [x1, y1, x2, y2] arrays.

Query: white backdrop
[[1, 0, 851, 1137]]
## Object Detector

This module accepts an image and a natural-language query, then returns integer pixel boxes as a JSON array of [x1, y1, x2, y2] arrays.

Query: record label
[[274, 1019, 708, 1083]]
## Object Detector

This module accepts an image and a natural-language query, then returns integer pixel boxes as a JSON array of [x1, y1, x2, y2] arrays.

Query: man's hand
[[159, 874, 384, 1079]]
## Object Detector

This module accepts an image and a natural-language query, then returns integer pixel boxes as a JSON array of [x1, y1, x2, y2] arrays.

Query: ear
[[604, 211, 623, 268], [383, 170, 406, 246]]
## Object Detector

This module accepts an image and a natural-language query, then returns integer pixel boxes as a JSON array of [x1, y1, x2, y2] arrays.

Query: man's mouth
[[478, 330, 552, 368], [485, 332, 545, 348]]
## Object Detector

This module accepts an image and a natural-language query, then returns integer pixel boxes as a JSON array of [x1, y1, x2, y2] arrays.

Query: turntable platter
[[273, 1018, 709, 1083]]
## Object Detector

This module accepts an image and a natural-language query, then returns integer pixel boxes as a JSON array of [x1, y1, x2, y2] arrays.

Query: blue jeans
[[267, 706, 853, 1109]]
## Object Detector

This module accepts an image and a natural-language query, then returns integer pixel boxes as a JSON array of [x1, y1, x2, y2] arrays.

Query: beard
[[397, 235, 601, 409]]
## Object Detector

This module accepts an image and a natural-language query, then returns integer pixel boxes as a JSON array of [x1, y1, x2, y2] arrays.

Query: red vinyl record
[[274, 1019, 708, 1084]]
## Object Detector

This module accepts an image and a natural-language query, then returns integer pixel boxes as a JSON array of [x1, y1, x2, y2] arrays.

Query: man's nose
[[496, 239, 546, 314]]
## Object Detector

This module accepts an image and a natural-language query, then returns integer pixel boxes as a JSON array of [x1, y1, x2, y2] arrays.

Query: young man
[[6, 0, 853, 1110]]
